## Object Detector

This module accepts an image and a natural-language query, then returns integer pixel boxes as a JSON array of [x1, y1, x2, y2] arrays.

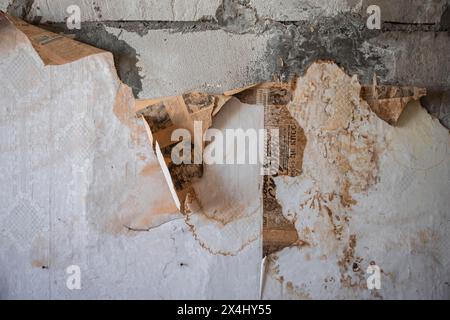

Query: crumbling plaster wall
[[1, 0, 449, 299], [3, 0, 450, 129]]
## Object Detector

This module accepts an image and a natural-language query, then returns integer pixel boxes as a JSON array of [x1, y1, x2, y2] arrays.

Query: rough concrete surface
[[4, 0, 222, 21], [106, 26, 271, 98], [3, 0, 448, 24], [15, 0, 447, 126], [252, 0, 447, 23]]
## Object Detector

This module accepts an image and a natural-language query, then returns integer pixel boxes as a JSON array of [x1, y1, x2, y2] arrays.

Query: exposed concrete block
[[369, 31, 450, 128], [251, 0, 448, 24], [26, 0, 221, 22], [7, 0, 446, 25], [99, 23, 449, 112], [364, 0, 448, 24], [370, 32, 450, 89], [105, 27, 271, 98], [251, 0, 362, 21]]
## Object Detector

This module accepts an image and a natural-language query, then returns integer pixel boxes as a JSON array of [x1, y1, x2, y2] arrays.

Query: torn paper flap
[[138, 92, 229, 213], [361, 85, 427, 125], [5, 13, 104, 65], [138, 84, 304, 214], [141, 114, 184, 212], [138, 93, 230, 136], [152, 136, 202, 213], [229, 82, 294, 106], [155, 141, 182, 210], [135, 96, 176, 113], [223, 83, 260, 96]]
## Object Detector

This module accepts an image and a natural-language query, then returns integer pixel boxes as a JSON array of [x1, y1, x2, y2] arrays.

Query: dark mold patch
[[40, 22, 144, 97], [264, 14, 387, 84]]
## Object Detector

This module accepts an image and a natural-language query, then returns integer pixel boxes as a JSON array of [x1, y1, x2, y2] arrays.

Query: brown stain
[[31, 259, 48, 269], [183, 212, 259, 256], [276, 63, 386, 283], [266, 255, 312, 299], [137, 153, 147, 161], [30, 234, 49, 269], [113, 84, 134, 127], [99, 87, 185, 235], [417, 228, 439, 244], [286, 281, 312, 300], [340, 179, 357, 208], [105, 193, 180, 236], [324, 204, 345, 241], [113, 83, 144, 145], [183, 190, 261, 256], [336, 234, 370, 292], [337, 234, 357, 275], [127, 203, 180, 230], [140, 163, 160, 176], [258, 63, 392, 298], [296, 190, 350, 242], [186, 192, 253, 227], [410, 228, 440, 253], [288, 62, 383, 210]]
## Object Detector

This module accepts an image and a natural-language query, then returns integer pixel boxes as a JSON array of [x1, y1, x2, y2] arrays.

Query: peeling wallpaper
[[0, 1, 449, 300]]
